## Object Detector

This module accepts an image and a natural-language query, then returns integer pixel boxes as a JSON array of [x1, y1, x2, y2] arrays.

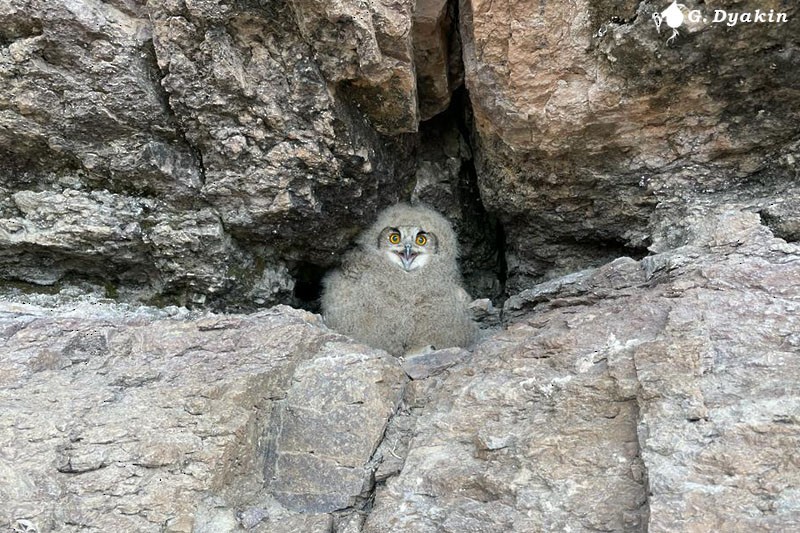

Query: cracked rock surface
[[1, 0, 800, 531], [2, 0, 798, 310], [0, 304, 406, 532], [459, 0, 800, 290], [1, 0, 422, 308], [364, 205, 800, 533], [2, 203, 799, 532]]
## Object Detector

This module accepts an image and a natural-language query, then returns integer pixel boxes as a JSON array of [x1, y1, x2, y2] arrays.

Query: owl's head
[[378, 225, 436, 271], [359, 204, 459, 273]]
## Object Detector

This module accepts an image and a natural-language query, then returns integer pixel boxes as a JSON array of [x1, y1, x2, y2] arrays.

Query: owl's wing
[[335, 246, 373, 280]]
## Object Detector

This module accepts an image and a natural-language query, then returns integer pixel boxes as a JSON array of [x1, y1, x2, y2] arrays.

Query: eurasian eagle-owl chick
[[321, 204, 477, 356]]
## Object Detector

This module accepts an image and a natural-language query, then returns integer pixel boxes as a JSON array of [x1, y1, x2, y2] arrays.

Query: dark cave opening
[[291, 261, 327, 312], [290, 83, 509, 315], [759, 209, 800, 243], [556, 234, 651, 260], [415, 86, 508, 303]]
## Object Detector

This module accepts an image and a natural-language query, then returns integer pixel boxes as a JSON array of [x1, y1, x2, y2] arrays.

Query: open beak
[[400, 244, 416, 270]]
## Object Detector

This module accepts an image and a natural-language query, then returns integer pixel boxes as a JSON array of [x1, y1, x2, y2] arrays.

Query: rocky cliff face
[[3, 207, 799, 532], [1, 0, 799, 531], [460, 0, 800, 292]]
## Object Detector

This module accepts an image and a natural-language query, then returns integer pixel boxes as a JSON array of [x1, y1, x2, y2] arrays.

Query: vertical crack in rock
[[413, 0, 463, 121], [452, 87, 509, 302], [141, 37, 207, 188], [262, 347, 408, 517], [629, 391, 652, 532], [325, 379, 413, 532], [409, 0, 508, 302], [413, 87, 508, 303]]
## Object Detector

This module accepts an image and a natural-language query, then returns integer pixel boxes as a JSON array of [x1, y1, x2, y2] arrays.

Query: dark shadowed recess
[[292, 88, 508, 312], [759, 210, 800, 243], [292, 261, 328, 312], [439, 87, 507, 302]]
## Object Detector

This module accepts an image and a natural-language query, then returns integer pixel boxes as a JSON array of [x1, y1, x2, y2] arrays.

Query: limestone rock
[[287, 0, 418, 133], [1, 204, 799, 531], [1, 2, 800, 530], [0, 0, 420, 307], [460, 0, 800, 289], [265, 345, 406, 512], [365, 205, 800, 532], [402, 346, 469, 380], [2, 0, 799, 311], [0, 189, 243, 298], [145, 0, 417, 264], [0, 0, 201, 196], [0, 303, 406, 532]]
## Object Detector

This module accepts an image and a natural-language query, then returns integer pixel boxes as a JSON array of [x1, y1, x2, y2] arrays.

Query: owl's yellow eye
[[388, 232, 401, 245], [415, 234, 428, 246]]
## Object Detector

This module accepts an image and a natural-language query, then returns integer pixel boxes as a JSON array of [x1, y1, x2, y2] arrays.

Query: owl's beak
[[400, 244, 417, 270]]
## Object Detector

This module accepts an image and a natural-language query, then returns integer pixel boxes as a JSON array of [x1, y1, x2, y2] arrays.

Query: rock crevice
[[2, 1, 800, 531], [2, 203, 800, 531]]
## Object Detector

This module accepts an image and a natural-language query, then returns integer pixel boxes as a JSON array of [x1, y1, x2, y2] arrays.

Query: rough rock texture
[[2, 204, 798, 532], [0, 0, 439, 308], [364, 205, 800, 533], [287, 0, 418, 133], [3, 0, 797, 307], [2, 1, 800, 531], [265, 348, 405, 512], [0, 303, 406, 532], [460, 0, 800, 290]]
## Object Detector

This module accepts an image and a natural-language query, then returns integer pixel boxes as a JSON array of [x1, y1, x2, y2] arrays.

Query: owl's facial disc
[[383, 227, 434, 272]]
